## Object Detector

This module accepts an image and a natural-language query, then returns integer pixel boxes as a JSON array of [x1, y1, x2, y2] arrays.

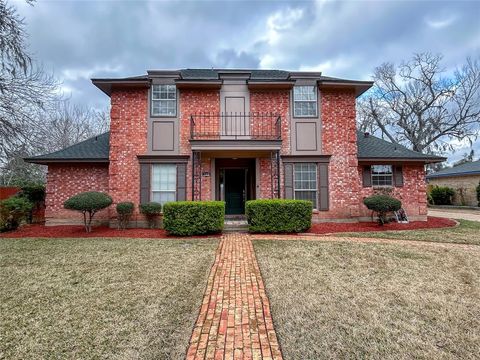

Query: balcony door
[[223, 96, 248, 138]]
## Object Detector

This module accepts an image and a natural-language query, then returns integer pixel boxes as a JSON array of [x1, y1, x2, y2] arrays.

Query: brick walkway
[[186, 233, 282, 360]]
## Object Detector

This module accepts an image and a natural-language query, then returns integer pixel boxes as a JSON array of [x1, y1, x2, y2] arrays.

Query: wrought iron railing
[[190, 112, 282, 140]]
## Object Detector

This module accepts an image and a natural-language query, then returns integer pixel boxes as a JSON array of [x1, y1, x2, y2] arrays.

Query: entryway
[[216, 158, 256, 215]]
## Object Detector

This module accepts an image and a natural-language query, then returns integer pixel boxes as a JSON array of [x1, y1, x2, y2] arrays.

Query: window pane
[[151, 85, 176, 116], [295, 191, 317, 209], [294, 163, 317, 191], [152, 191, 176, 206], [152, 164, 176, 191], [293, 86, 317, 117], [371, 165, 393, 186]]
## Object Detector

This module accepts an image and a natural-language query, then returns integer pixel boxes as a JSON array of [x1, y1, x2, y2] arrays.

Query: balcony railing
[[190, 113, 282, 140]]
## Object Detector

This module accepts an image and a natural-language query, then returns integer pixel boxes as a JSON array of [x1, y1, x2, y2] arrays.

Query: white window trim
[[371, 164, 394, 187], [151, 84, 177, 117], [293, 163, 318, 209], [293, 85, 318, 118]]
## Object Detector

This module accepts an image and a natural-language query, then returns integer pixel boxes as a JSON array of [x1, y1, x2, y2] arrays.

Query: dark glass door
[[224, 169, 246, 214]]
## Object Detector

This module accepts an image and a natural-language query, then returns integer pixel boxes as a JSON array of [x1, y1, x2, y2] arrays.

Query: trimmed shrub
[[116, 202, 134, 230], [0, 197, 33, 232], [139, 202, 162, 229], [476, 181, 480, 207], [163, 201, 225, 236], [64, 191, 112, 232], [363, 194, 402, 225], [430, 185, 454, 205], [16, 183, 46, 223], [245, 199, 312, 233]]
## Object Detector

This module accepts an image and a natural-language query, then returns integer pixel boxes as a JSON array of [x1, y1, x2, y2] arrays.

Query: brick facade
[[43, 83, 431, 225], [108, 89, 149, 220], [359, 164, 428, 221], [45, 164, 109, 224]]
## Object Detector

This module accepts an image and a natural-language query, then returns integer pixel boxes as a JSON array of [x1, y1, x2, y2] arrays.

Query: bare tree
[[358, 53, 480, 154]]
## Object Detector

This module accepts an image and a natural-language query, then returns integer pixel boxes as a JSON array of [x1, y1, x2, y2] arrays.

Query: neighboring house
[[427, 160, 480, 206], [26, 68, 444, 226]]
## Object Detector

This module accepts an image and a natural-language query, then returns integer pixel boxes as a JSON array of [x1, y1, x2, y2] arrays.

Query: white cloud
[[264, 7, 304, 45], [61, 64, 123, 82], [425, 14, 457, 29]]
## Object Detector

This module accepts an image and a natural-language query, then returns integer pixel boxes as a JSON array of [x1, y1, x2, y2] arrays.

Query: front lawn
[[0, 237, 218, 359], [254, 239, 480, 359], [336, 219, 480, 245]]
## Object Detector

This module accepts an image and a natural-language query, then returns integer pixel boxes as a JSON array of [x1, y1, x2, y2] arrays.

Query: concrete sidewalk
[[428, 208, 480, 222]]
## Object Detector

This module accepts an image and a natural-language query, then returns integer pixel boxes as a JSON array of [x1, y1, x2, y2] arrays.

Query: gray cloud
[[14, 0, 480, 161]]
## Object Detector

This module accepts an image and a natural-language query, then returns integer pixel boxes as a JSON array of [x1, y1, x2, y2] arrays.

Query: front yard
[[254, 239, 480, 359], [0, 237, 218, 359], [337, 219, 480, 245]]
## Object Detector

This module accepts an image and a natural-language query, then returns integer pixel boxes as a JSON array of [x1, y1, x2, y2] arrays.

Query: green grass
[[254, 239, 480, 359], [336, 219, 480, 245], [0, 237, 218, 359]]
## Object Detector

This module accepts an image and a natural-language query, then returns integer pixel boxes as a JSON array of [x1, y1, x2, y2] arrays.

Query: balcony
[[190, 113, 282, 142]]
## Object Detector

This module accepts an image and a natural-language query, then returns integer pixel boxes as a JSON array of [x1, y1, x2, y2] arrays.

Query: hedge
[[139, 202, 162, 228], [163, 201, 225, 236], [430, 186, 454, 205], [363, 194, 402, 225], [476, 181, 480, 207], [245, 199, 312, 233], [116, 202, 134, 230]]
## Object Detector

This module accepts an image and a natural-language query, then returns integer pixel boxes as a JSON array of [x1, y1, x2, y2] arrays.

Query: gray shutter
[[362, 166, 372, 187], [176, 163, 187, 201], [318, 163, 329, 210], [140, 164, 151, 204], [284, 163, 294, 199], [394, 166, 404, 187]]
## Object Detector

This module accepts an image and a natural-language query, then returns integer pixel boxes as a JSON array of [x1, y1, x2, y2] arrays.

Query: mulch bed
[[1, 217, 457, 238], [0, 224, 221, 239], [307, 216, 457, 235]]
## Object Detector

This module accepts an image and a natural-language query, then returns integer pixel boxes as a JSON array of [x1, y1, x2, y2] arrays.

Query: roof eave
[[427, 170, 480, 179], [358, 156, 446, 164], [91, 79, 150, 97], [319, 80, 374, 97], [24, 158, 109, 165]]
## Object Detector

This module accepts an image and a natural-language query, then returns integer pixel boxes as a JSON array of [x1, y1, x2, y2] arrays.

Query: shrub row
[[245, 199, 312, 233], [430, 186, 455, 205], [163, 201, 225, 236]]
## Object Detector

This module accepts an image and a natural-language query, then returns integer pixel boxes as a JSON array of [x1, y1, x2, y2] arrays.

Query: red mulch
[[307, 216, 457, 235], [1, 217, 457, 239], [0, 224, 221, 239]]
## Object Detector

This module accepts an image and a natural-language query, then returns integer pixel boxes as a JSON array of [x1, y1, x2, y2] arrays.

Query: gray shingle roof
[[356, 131, 445, 162], [426, 160, 480, 179], [179, 69, 291, 80], [26, 131, 444, 164], [24, 132, 110, 164]]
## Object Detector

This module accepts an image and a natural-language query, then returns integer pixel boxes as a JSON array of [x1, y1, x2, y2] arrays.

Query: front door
[[224, 169, 246, 215]]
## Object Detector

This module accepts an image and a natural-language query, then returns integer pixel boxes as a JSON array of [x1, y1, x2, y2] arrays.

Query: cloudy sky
[[15, 0, 480, 161]]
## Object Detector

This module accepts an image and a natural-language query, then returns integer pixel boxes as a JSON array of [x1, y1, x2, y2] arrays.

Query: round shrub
[[245, 199, 312, 233], [116, 202, 134, 230], [139, 202, 162, 228], [0, 197, 33, 232], [476, 181, 480, 207], [64, 191, 112, 232], [363, 194, 402, 225], [163, 201, 225, 236], [430, 186, 454, 205]]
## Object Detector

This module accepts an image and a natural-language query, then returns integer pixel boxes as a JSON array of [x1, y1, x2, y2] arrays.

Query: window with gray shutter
[[140, 164, 151, 204], [394, 166, 404, 187], [284, 163, 294, 199]]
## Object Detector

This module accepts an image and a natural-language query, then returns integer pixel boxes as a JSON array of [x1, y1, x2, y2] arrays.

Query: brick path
[[186, 233, 282, 360]]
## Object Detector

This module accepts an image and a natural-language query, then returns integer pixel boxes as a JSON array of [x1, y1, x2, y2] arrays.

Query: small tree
[[139, 202, 162, 228], [363, 195, 402, 225], [476, 181, 480, 207], [116, 202, 134, 230], [0, 197, 33, 232], [64, 192, 112, 232]]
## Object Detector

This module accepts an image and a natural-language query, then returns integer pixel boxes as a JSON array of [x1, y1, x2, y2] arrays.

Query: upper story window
[[293, 86, 317, 117], [151, 85, 177, 116], [294, 163, 318, 209], [371, 165, 393, 186]]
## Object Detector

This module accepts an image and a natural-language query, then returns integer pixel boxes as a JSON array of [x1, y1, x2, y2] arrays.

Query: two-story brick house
[[27, 69, 444, 226]]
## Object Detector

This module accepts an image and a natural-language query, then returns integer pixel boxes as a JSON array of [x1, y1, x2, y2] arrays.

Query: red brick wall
[[358, 164, 428, 220], [108, 89, 148, 218], [250, 90, 290, 154], [179, 90, 220, 200], [315, 88, 360, 221], [45, 164, 110, 224]]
